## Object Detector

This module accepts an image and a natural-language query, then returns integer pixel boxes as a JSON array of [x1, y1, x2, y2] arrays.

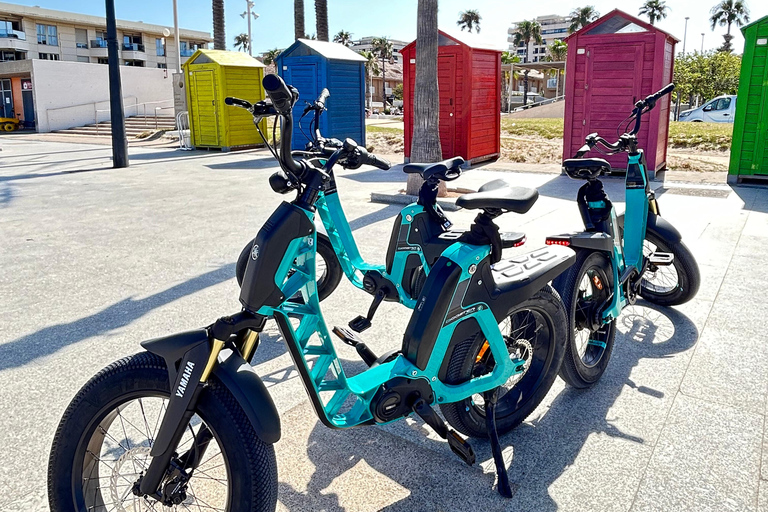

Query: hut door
[[583, 43, 643, 155], [438, 54, 456, 158], [284, 64, 318, 149], [754, 64, 768, 174], [190, 70, 219, 146]]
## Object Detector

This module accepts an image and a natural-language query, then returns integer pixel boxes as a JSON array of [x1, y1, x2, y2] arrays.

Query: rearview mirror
[[703, 105, 713, 112]]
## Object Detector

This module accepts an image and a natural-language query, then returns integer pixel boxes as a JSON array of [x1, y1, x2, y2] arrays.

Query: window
[[156, 38, 165, 56], [157, 63, 167, 69], [713, 97, 732, 110], [75, 29, 88, 48], [123, 34, 144, 52], [92, 31, 108, 48], [36, 24, 58, 45], [38, 53, 60, 60], [124, 59, 144, 67], [0, 19, 23, 39], [97, 57, 109, 64], [77, 56, 89, 63]]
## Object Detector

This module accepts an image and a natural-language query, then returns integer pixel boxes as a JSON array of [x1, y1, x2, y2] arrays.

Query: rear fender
[[546, 232, 613, 252]]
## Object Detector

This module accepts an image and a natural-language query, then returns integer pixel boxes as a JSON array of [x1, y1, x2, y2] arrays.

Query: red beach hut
[[563, 10, 678, 175], [402, 30, 501, 164]]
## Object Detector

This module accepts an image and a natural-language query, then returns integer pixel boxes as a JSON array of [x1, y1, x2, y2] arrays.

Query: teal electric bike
[[48, 74, 576, 511], [235, 87, 526, 332], [547, 83, 701, 388]]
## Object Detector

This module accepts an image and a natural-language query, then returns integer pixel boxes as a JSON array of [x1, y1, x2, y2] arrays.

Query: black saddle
[[403, 157, 465, 182], [456, 185, 538, 214], [562, 158, 611, 180]]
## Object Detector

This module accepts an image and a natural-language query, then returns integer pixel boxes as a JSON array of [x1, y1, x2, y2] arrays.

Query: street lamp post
[[701, 33, 705, 53], [173, 0, 181, 72], [675, 17, 690, 121], [241, 1, 259, 56], [105, 0, 128, 168]]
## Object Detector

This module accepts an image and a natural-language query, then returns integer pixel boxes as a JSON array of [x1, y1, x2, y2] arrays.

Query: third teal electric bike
[[547, 83, 701, 388]]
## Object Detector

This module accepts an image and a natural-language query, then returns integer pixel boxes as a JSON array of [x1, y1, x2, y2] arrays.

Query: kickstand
[[484, 388, 513, 498]]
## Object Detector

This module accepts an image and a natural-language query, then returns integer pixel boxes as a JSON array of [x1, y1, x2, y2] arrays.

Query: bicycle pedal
[[348, 315, 372, 333], [447, 430, 476, 466], [648, 252, 674, 266], [332, 325, 379, 366], [332, 325, 363, 346]]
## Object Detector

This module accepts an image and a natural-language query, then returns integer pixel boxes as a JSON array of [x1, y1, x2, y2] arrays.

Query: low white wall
[[31, 60, 174, 132]]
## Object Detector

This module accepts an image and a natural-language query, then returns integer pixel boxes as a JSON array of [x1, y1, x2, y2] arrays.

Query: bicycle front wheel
[[48, 352, 278, 512]]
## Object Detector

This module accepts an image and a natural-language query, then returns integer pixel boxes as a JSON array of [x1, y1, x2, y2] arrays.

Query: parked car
[[678, 95, 737, 123]]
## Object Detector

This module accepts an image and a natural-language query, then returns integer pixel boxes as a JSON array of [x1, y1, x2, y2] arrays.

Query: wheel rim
[[76, 394, 230, 511], [573, 263, 611, 368], [468, 306, 555, 418], [641, 239, 680, 295]]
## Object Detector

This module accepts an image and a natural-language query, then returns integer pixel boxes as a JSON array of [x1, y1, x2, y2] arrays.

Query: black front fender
[[618, 212, 682, 244], [141, 330, 281, 445]]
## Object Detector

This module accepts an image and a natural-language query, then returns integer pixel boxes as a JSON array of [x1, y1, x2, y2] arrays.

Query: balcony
[[0, 29, 25, 40], [0, 29, 29, 51], [179, 49, 195, 57], [90, 39, 108, 58], [122, 42, 146, 61]]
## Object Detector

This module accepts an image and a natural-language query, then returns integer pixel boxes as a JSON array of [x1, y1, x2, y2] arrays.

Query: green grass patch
[[668, 121, 732, 151], [501, 118, 564, 139], [367, 125, 404, 134]]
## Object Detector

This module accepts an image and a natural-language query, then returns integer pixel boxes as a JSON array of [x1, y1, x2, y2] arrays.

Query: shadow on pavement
[[0, 263, 236, 372], [341, 167, 407, 183], [730, 185, 768, 214], [275, 300, 699, 511]]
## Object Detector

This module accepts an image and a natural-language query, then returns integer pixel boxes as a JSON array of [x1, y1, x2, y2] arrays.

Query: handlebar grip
[[262, 74, 294, 115], [365, 152, 391, 170], [316, 88, 330, 109], [648, 83, 675, 102], [225, 97, 252, 109]]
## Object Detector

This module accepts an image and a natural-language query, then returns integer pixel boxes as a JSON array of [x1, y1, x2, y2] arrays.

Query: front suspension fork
[[138, 312, 265, 498]]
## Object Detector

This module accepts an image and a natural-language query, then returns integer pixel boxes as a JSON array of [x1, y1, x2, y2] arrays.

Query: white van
[[678, 95, 737, 123]]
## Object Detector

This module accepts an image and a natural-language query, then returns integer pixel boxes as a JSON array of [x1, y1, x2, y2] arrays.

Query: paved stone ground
[[0, 137, 766, 511]]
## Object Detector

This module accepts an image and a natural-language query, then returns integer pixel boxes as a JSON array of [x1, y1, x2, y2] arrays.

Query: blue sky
[[10, 1, 766, 54]]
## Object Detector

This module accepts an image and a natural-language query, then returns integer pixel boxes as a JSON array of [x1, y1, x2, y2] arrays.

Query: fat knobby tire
[[47, 351, 278, 512], [439, 285, 568, 438]]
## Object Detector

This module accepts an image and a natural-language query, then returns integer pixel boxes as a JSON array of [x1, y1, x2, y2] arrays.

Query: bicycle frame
[[247, 201, 525, 429]]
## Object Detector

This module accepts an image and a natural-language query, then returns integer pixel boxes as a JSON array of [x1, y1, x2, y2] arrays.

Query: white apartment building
[[0, 2, 211, 68], [0, 3, 212, 132], [508, 14, 568, 62], [350, 37, 408, 63]]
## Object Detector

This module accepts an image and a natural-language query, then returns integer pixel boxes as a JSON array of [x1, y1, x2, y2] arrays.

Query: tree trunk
[[212, 0, 225, 50], [382, 58, 387, 107], [315, 0, 329, 42], [407, 0, 444, 196], [523, 70, 529, 106], [294, 0, 305, 40]]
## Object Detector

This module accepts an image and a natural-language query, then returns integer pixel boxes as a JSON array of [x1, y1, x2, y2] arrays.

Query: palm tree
[[372, 37, 394, 106], [294, 0, 305, 41], [710, 0, 750, 52], [263, 48, 281, 65], [547, 40, 567, 96], [359, 50, 380, 109], [512, 20, 542, 105], [315, 0, 329, 42], [212, 0, 225, 50], [408, 0, 443, 196], [639, 0, 669, 25], [568, 6, 600, 34], [333, 30, 352, 47], [501, 51, 520, 111], [233, 33, 249, 52], [457, 9, 482, 33]]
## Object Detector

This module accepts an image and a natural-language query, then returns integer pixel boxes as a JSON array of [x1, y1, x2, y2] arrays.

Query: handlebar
[[263, 74, 298, 116], [224, 97, 253, 110], [316, 88, 330, 110]]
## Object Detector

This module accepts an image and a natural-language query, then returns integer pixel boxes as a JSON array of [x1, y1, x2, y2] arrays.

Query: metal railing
[[90, 39, 107, 48], [0, 29, 25, 40], [176, 111, 192, 150], [509, 94, 565, 112], [122, 43, 145, 52], [94, 99, 175, 134]]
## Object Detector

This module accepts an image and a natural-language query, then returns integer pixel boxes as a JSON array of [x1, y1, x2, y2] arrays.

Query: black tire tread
[[439, 285, 567, 438], [48, 351, 277, 512], [641, 232, 700, 306]]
